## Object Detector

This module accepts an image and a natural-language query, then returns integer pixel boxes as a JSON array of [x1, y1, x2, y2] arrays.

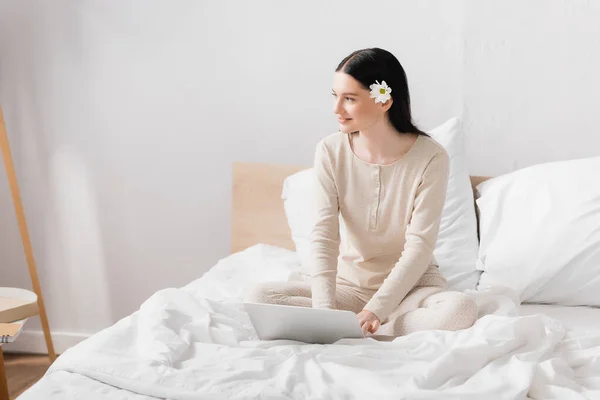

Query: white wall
[[463, 1, 600, 174], [0, 0, 598, 353]]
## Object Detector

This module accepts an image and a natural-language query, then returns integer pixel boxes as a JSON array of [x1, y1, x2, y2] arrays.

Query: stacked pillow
[[475, 156, 600, 306], [281, 117, 481, 291]]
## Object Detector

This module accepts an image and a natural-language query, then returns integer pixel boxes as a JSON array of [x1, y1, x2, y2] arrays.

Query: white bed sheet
[[519, 303, 600, 334], [18, 244, 600, 400]]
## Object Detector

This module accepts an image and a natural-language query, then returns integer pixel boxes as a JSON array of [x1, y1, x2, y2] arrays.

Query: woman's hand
[[357, 309, 380, 335]]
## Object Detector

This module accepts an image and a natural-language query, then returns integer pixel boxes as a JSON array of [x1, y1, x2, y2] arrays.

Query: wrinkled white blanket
[[21, 245, 600, 399]]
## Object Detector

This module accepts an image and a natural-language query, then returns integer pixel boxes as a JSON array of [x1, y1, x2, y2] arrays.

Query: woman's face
[[332, 72, 391, 134]]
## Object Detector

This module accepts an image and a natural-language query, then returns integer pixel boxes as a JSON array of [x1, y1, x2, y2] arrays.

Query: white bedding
[[19, 245, 600, 399], [520, 304, 600, 334]]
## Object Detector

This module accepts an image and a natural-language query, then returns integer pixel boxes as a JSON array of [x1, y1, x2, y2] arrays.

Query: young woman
[[245, 48, 478, 337]]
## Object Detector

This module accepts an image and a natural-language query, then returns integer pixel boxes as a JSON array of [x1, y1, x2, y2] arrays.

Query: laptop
[[244, 302, 365, 344]]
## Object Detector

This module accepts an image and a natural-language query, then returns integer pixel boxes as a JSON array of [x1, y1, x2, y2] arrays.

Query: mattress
[[18, 244, 600, 400]]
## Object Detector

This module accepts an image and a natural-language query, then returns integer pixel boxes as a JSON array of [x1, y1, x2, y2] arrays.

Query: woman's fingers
[[367, 321, 374, 334], [359, 319, 378, 335], [358, 312, 381, 335], [372, 319, 380, 332], [360, 320, 369, 335], [366, 320, 379, 334]]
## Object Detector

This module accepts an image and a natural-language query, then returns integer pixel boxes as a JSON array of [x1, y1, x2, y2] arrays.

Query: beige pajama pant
[[243, 280, 478, 337]]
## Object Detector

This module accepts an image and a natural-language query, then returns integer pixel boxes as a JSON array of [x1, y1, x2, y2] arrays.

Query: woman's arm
[[310, 140, 341, 309], [363, 151, 450, 322]]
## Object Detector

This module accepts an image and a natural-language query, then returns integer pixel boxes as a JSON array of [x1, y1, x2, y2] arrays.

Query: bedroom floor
[[3, 353, 51, 399]]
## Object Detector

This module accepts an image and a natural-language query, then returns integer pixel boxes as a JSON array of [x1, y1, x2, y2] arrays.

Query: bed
[[18, 162, 600, 399]]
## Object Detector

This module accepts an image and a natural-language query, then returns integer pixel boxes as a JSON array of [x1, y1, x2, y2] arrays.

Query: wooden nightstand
[[0, 347, 7, 400], [0, 288, 39, 400], [1, 106, 57, 399]]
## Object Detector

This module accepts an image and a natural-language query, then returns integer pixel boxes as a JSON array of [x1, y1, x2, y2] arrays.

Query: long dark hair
[[335, 48, 429, 137]]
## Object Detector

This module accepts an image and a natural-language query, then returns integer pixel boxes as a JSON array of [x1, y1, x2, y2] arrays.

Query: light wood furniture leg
[[0, 107, 56, 362], [0, 347, 9, 400]]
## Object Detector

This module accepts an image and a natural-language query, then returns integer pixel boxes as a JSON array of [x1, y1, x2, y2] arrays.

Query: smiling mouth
[[338, 118, 352, 123]]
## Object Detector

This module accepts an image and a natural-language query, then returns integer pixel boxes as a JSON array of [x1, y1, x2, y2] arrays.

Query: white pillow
[[476, 156, 600, 306], [282, 117, 481, 291], [281, 170, 348, 273], [281, 168, 321, 271]]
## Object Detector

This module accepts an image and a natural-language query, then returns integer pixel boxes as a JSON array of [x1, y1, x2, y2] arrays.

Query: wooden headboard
[[232, 162, 491, 254]]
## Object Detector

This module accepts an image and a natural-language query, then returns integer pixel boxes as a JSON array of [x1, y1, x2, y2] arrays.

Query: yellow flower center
[[380, 88, 386, 94]]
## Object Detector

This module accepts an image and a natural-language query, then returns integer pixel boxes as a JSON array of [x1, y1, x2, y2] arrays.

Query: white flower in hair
[[369, 80, 392, 104]]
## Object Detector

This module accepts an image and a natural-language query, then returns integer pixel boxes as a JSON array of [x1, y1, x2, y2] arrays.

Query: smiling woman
[[244, 48, 478, 338], [330, 49, 430, 167], [332, 48, 428, 137]]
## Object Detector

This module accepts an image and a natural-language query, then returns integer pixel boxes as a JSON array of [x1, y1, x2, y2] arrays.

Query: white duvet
[[20, 245, 600, 400]]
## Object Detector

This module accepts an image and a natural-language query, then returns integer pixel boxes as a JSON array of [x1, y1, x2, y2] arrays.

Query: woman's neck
[[353, 123, 417, 165]]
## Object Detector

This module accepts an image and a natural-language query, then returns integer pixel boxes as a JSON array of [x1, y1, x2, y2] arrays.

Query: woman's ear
[[381, 97, 393, 112]]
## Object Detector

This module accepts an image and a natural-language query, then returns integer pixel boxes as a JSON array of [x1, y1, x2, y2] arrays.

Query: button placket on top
[[370, 165, 381, 230]]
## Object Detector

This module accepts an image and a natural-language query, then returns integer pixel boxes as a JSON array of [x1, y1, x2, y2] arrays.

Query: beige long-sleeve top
[[310, 131, 450, 322]]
